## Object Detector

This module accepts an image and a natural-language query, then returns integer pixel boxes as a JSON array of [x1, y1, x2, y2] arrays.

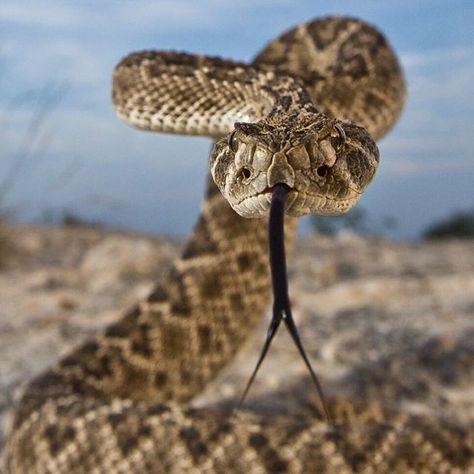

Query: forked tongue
[[239, 184, 331, 423]]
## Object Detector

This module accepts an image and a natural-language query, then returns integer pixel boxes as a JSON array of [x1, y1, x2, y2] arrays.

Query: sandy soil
[[1, 223, 473, 464]]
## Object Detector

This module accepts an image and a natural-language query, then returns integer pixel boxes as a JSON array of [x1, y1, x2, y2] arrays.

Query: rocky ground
[[1, 223, 473, 466]]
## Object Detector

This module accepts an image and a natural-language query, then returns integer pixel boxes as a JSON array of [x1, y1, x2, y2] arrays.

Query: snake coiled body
[[5, 16, 474, 473]]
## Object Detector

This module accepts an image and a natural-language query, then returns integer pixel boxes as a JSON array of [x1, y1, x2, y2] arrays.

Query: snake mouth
[[233, 184, 360, 218], [260, 184, 292, 195], [234, 184, 299, 217], [257, 184, 297, 212]]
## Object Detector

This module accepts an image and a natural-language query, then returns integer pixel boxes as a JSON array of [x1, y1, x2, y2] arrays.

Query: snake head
[[211, 114, 379, 218]]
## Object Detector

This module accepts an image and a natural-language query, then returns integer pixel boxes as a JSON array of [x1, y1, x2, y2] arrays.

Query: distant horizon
[[15, 206, 469, 243], [1, 1, 473, 240]]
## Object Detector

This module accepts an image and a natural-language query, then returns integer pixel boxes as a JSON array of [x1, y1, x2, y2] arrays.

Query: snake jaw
[[229, 181, 366, 218]]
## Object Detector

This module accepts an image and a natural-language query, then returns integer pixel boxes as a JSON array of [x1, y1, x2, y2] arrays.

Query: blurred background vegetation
[[422, 208, 474, 240], [310, 207, 474, 240]]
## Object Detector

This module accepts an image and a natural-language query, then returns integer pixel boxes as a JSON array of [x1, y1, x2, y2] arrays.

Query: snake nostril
[[316, 165, 329, 178], [240, 167, 252, 180]]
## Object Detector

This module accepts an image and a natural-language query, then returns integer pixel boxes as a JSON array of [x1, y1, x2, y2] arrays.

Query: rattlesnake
[[5, 16, 474, 473]]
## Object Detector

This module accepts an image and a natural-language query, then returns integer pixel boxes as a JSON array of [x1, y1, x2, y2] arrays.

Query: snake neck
[[265, 75, 319, 118], [13, 178, 298, 430]]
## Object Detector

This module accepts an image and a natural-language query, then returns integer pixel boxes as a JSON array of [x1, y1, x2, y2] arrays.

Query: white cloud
[[2, 37, 106, 89], [0, 2, 91, 29], [0, 0, 294, 35], [0, 1, 243, 34], [382, 127, 474, 156], [113, 2, 215, 30], [381, 44, 474, 179], [380, 157, 474, 177], [401, 45, 474, 103], [112, 0, 293, 30], [401, 45, 474, 69]]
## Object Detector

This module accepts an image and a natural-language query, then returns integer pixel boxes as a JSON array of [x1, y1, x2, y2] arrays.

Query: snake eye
[[316, 165, 329, 178], [330, 124, 346, 153], [227, 130, 239, 153]]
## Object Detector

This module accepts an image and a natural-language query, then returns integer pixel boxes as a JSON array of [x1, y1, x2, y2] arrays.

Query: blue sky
[[1, 1, 473, 239]]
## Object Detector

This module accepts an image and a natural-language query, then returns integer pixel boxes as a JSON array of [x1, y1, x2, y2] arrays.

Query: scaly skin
[[8, 17, 471, 474]]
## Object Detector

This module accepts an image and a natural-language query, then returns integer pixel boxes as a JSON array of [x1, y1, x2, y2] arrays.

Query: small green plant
[[423, 209, 474, 240]]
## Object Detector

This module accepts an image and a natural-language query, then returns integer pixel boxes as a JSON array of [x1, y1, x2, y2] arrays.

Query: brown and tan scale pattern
[[5, 16, 474, 473]]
